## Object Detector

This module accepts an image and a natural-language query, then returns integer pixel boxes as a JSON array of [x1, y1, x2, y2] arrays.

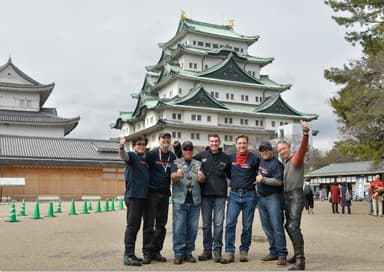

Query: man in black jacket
[[194, 134, 231, 262]]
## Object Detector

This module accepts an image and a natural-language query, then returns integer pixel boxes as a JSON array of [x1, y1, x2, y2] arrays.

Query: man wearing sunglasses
[[119, 135, 149, 266], [255, 141, 287, 266], [171, 141, 206, 265], [142, 132, 181, 264]]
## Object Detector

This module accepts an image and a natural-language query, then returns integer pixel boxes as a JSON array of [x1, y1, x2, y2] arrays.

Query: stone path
[[0, 200, 383, 270]]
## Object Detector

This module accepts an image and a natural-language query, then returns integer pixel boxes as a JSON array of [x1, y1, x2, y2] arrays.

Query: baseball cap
[[259, 141, 272, 151], [158, 132, 171, 138], [182, 141, 193, 150]]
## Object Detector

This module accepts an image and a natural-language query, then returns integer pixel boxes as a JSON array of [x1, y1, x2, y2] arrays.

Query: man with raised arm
[[276, 120, 310, 271]]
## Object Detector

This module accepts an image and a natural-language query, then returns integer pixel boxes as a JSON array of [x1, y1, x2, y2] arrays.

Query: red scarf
[[236, 151, 248, 165]]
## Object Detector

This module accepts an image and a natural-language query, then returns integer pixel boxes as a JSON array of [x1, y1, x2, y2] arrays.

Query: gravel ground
[[0, 200, 383, 271]]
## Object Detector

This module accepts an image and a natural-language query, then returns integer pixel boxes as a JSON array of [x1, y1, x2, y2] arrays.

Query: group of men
[[119, 120, 310, 270]]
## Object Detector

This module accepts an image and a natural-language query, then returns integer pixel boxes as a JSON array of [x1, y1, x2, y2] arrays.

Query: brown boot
[[288, 246, 305, 270], [220, 253, 234, 264]]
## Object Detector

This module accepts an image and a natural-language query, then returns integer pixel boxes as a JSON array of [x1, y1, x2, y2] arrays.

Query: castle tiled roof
[[0, 135, 123, 168]]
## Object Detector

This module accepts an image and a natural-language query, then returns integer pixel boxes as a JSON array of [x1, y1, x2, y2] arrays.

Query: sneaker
[[142, 255, 151, 264], [184, 254, 197, 263], [261, 254, 278, 262], [174, 255, 183, 265], [198, 252, 212, 261], [124, 255, 142, 266], [213, 252, 222, 263], [221, 253, 234, 264], [239, 251, 248, 262], [277, 257, 287, 265], [152, 252, 167, 262]]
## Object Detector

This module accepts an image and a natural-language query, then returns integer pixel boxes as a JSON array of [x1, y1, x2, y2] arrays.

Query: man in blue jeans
[[194, 134, 231, 262], [221, 135, 259, 264], [170, 141, 206, 265], [255, 141, 287, 265]]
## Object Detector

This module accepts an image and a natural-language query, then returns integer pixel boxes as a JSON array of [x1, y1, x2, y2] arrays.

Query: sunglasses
[[183, 148, 193, 151], [136, 142, 146, 146]]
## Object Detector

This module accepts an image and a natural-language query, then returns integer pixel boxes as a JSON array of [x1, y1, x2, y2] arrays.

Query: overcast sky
[[1, 0, 362, 151]]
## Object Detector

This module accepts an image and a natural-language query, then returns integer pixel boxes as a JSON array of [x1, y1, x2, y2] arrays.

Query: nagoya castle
[[112, 12, 318, 151]]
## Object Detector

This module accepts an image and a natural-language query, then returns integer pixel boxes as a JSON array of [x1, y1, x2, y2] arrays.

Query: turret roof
[[0, 109, 80, 136], [0, 58, 54, 107], [160, 17, 258, 49]]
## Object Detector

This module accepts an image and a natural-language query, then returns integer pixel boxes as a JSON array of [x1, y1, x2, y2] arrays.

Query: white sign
[[0, 177, 25, 186]]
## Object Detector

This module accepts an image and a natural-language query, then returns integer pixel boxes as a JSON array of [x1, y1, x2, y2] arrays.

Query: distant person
[[319, 185, 326, 202], [330, 182, 340, 214], [369, 175, 384, 217], [170, 141, 206, 265], [119, 135, 149, 266], [276, 120, 310, 270], [340, 183, 352, 215], [303, 179, 314, 214], [194, 135, 231, 263]]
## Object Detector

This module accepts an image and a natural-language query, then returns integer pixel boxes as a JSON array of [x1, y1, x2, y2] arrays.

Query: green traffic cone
[[68, 199, 77, 215], [81, 200, 89, 214], [110, 198, 115, 211], [118, 198, 124, 210], [95, 199, 102, 213], [104, 198, 109, 212], [46, 201, 55, 217], [32, 200, 42, 220], [19, 199, 26, 216], [88, 201, 93, 210], [55, 200, 62, 213], [6, 201, 18, 222], [169, 196, 172, 204]]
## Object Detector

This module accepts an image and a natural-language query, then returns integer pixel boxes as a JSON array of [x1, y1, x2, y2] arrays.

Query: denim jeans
[[257, 193, 287, 258], [224, 191, 257, 254], [172, 202, 200, 256], [201, 196, 226, 254]]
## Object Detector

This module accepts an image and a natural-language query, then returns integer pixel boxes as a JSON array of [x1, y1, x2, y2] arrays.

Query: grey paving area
[[0, 200, 383, 271]]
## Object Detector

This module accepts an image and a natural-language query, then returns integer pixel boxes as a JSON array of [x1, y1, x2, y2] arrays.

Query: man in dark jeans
[[142, 132, 180, 264], [277, 120, 310, 270], [119, 135, 149, 266], [194, 134, 231, 262]]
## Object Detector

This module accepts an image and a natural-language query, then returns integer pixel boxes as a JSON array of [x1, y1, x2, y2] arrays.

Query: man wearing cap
[[171, 141, 206, 265], [276, 120, 310, 270], [194, 134, 231, 262], [142, 132, 180, 264], [221, 135, 259, 264], [255, 141, 287, 265]]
